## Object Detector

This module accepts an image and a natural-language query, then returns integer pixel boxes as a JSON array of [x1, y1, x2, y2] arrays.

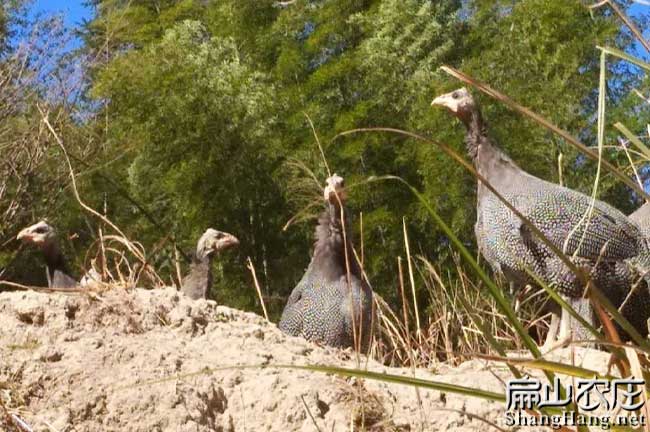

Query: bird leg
[[511, 282, 520, 312], [557, 296, 592, 348], [540, 310, 561, 353]]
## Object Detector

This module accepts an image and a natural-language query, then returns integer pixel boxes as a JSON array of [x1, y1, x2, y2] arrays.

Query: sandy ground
[[0, 287, 614, 431]]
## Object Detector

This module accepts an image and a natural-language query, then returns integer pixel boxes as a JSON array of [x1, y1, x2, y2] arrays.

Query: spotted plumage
[[279, 175, 374, 352], [476, 180, 646, 297], [433, 88, 650, 340]]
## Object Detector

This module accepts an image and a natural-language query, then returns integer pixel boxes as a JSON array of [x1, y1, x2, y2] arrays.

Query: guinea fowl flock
[[8, 87, 650, 352]]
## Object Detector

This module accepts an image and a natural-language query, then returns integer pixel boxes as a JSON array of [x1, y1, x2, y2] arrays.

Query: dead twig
[[247, 257, 269, 321]]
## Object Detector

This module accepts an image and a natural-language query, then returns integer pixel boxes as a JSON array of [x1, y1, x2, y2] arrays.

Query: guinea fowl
[[181, 228, 239, 300], [17, 220, 77, 289], [279, 174, 374, 352], [432, 88, 650, 343]]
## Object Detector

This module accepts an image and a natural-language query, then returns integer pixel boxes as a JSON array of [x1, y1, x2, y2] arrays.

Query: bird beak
[[431, 93, 462, 114], [324, 186, 347, 203], [17, 227, 32, 241], [431, 94, 447, 107], [222, 233, 239, 249], [324, 185, 334, 201]]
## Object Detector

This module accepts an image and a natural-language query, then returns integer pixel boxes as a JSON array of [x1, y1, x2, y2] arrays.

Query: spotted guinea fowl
[[279, 174, 374, 352], [432, 88, 650, 342], [181, 228, 239, 300], [17, 220, 77, 289]]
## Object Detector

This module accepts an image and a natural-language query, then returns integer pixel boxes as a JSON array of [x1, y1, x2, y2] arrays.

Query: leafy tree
[[83, 0, 465, 312], [453, 0, 638, 209], [70, 0, 646, 320], [0, 6, 96, 287], [91, 20, 292, 311]]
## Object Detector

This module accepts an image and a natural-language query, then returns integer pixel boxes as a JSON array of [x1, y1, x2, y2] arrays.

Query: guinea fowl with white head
[[17, 220, 77, 289], [181, 228, 239, 300], [279, 174, 374, 352], [432, 87, 650, 344]]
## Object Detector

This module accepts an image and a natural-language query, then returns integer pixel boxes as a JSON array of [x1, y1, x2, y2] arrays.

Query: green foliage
[[84, 0, 204, 51], [4, 0, 645, 322], [457, 0, 628, 203], [91, 20, 294, 310], [84, 0, 467, 313]]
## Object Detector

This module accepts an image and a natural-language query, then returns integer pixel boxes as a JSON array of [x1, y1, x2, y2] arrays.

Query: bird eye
[[35, 227, 46, 234], [452, 92, 459, 99]]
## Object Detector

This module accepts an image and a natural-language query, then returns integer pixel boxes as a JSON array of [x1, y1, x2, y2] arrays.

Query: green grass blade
[[399, 179, 542, 357], [524, 267, 633, 369], [523, 268, 600, 336], [512, 359, 611, 380], [120, 360, 643, 429], [614, 122, 650, 160], [597, 49, 606, 173], [122, 362, 507, 403], [596, 46, 650, 72], [348, 173, 556, 382], [289, 364, 506, 402]]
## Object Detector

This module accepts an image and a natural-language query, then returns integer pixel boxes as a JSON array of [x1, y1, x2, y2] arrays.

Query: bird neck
[[463, 108, 521, 186], [463, 109, 489, 161], [183, 254, 214, 299], [42, 241, 69, 279], [195, 247, 214, 263], [312, 202, 360, 280]]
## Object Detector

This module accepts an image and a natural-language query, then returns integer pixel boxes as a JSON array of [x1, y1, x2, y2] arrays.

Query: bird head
[[431, 87, 475, 120], [17, 220, 56, 248], [196, 228, 239, 259], [323, 174, 347, 204]]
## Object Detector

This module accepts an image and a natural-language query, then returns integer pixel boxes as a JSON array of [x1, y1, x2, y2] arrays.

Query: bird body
[[181, 228, 238, 300], [432, 88, 650, 340], [17, 221, 77, 289], [279, 175, 374, 352], [476, 160, 644, 297]]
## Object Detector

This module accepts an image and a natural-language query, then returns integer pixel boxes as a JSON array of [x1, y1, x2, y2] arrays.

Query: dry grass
[[0, 375, 30, 432], [370, 247, 550, 368]]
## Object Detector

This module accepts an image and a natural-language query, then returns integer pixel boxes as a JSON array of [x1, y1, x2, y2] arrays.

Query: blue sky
[[629, 2, 650, 26], [28, 0, 93, 27], [30, 0, 648, 35], [21, 0, 93, 52]]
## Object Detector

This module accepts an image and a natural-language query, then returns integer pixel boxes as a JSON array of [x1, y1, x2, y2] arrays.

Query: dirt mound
[[0, 287, 609, 431]]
